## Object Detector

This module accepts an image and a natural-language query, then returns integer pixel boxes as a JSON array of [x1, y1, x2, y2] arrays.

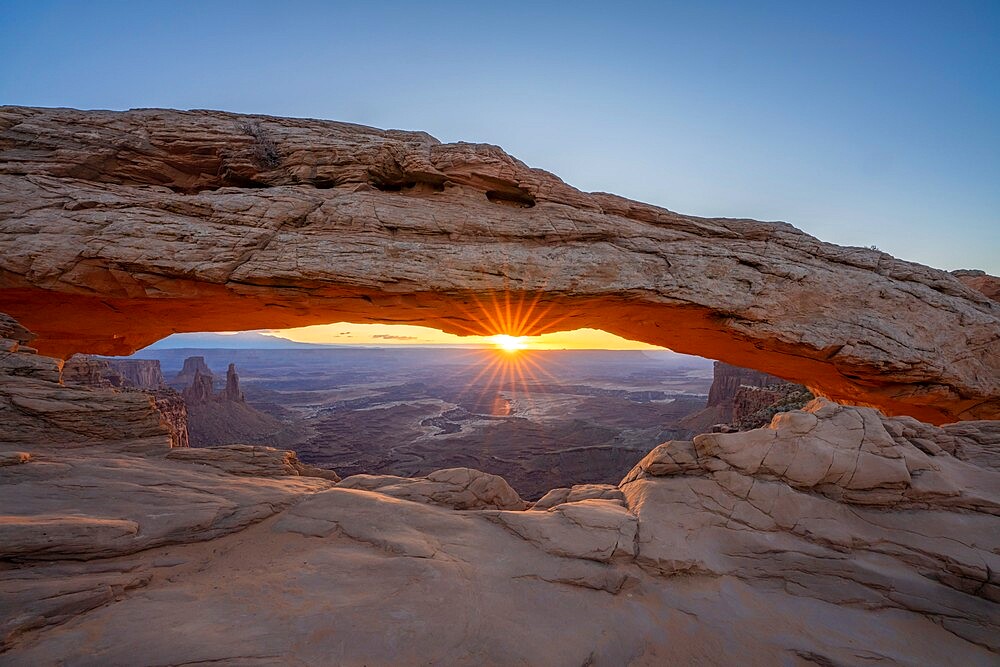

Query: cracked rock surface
[[1, 106, 997, 422], [1, 316, 997, 664], [336, 466, 525, 510]]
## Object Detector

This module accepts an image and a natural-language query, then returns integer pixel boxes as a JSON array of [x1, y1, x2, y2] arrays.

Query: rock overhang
[[0, 105, 997, 424]]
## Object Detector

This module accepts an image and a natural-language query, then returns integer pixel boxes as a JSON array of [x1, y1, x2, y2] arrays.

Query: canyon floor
[[142, 346, 714, 499]]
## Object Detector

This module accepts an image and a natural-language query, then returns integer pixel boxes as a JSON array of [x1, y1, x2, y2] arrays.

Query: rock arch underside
[[0, 106, 997, 424], [2, 107, 1000, 665]]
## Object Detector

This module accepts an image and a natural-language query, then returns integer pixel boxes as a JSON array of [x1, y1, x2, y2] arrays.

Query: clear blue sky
[[2, 1, 998, 273]]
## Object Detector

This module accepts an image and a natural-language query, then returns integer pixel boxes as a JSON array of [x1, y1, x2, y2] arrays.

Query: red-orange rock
[[954, 269, 1000, 301], [0, 106, 997, 423]]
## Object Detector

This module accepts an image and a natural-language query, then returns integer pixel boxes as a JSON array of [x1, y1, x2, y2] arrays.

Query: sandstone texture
[[62, 355, 166, 391], [531, 483, 627, 510], [166, 444, 340, 481], [0, 312, 997, 663], [337, 467, 526, 510], [0, 344, 186, 450], [0, 107, 997, 422], [954, 269, 1000, 301], [58, 354, 189, 448], [2, 387, 998, 664], [1, 104, 999, 664]]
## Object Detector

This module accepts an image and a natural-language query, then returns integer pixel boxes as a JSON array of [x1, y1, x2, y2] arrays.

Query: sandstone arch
[[0, 106, 997, 424]]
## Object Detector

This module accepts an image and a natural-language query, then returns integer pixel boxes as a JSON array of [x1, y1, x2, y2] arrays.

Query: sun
[[491, 334, 527, 353]]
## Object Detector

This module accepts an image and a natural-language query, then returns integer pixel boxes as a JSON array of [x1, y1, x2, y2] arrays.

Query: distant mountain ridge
[[145, 332, 343, 349]]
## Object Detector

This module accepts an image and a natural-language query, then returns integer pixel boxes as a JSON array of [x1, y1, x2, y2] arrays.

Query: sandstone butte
[[0, 106, 997, 424]]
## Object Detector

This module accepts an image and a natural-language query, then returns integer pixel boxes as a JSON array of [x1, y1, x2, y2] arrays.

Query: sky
[[2, 1, 997, 349]]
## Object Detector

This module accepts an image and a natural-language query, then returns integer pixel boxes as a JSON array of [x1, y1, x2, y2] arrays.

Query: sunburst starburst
[[491, 334, 527, 353]]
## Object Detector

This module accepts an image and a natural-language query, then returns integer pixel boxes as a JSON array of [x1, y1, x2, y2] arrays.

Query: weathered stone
[[338, 467, 526, 510], [620, 440, 702, 484], [531, 483, 626, 510], [150, 390, 189, 449], [0, 107, 997, 423], [0, 109, 998, 666], [483, 498, 637, 563], [625, 398, 1000, 510], [61, 355, 124, 389], [0, 376, 997, 663], [221, 363, 244, 402], [166, 444, 339, 481], [954, 268, 1000, 301]]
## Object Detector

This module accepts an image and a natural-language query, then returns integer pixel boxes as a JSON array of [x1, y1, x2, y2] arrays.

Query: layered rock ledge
[[1, 310, 997, 664], [0, 106, 997, 422]]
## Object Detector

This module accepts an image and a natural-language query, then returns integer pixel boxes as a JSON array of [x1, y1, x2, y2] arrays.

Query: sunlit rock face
[[0, 106, 997, 423], [0, 326, 187, 449], [954, 269, 1000, 301]]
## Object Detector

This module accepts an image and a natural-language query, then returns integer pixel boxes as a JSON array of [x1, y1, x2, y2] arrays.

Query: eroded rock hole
[[486, 189, 536, 208], [370, 177, 446, 193]]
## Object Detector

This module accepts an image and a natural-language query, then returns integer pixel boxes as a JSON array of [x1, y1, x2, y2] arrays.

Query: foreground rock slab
[[2, 396, 998, 664], [1, 106, 997, 422]]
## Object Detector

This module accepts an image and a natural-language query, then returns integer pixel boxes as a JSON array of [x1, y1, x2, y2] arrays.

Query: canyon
[[143, 347, 714, 499], [0, 107, 998, 665]]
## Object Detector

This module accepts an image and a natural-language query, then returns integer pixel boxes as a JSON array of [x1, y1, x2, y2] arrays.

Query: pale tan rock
[[3, 475, 997, 666], [531, 483, 626, 510], [0, 106, 997, 423], [624, 398, 999, 510], [694, 399, 914, 492], [0, 374, 178, 448], [0, 321, 188, 449], [0, 369, 996, 662], [1, 563, 151, 651], [619, 440, 701, 484], [0, 515, 139, 560], [941, 420, 1000, 471], [166, 444, 340, 481], [483, 499, 637, 563], [337, 467, 525, 510], [0, 441, 331, 562]]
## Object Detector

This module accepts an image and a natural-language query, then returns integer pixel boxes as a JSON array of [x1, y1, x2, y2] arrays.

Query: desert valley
[[133, 346, 719, 499]]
